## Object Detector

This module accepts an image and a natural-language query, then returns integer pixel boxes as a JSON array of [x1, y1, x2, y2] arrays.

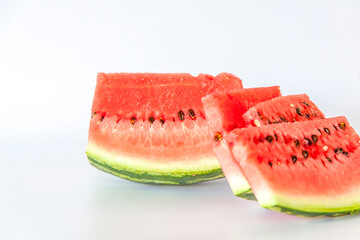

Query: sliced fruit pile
[[202, 83, 360, 217], [86, 72, 360, 217]]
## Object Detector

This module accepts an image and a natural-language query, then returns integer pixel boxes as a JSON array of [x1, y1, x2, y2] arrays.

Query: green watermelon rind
[[264, 204, 360, 217], [249, 163, 360, 216], [87, 155, 224, 185], [225, 175, 255, 200], [257, 192, 360, 217], [86, 145, 224, 185], [236, 189, 256, 200]]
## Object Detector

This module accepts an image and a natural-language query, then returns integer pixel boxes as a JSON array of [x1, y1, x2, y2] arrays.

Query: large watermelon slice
[[86, 72, 243, 185], [226, 116, 360, 216], [201, 87, 282, 199]]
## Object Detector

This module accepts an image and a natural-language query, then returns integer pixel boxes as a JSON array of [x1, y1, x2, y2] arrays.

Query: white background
[[1, 0, 360, 239]]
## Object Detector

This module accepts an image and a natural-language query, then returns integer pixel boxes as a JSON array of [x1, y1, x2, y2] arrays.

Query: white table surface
[[1, 1, 360, 239]]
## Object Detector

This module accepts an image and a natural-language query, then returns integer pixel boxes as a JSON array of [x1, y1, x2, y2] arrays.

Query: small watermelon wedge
[[226, 117, 360, 216], [202, 86, 282, 199], [202, 93, 327, 199], [86, 72, 243, 185], [243, 94, 325, 127], [202, 86, 282, 133]]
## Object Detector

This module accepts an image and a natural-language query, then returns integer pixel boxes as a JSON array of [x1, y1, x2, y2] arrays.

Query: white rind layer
[[86, 141, 222, 174], [213, 140, 251, 196]]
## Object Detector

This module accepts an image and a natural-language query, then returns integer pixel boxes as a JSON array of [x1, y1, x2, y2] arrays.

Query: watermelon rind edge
[[86, 143, 225, 185], [87, 155, 224, 185], [265, 205, 360, 217], [236, 189, 256, 201], [225, 175, 256, 200], [256, 190, 360, 217]]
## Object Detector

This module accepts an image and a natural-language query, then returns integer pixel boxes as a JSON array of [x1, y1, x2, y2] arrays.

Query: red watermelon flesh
[[201, 87, 282, 198], [226, 117, 360, 216], [92, 72, 243, 119], [86, 72, 243, 185], [243, 94, 325, 127], [202, 86, 282, 134]]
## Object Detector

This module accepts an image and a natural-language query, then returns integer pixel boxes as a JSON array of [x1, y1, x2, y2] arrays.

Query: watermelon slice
[[243, 94, 325, 127], [201, 87, 282, 198], [86, 72, 243, 185], [226, 117, 360, 216]]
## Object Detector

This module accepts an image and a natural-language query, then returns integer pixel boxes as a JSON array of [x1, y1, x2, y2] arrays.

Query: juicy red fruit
[[226, 117, 360, 216]]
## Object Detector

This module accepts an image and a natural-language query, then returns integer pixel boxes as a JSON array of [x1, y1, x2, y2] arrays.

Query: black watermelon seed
[[318, 129, 322, 134], [91, 112, 96, 118], [214, 133, 222, 142], [324, 128, 330, 135], [258, 112, 263, 120], [301, 101, 310, 107], [343, 151, 349, 157], [99, 115, 104, 123], [294, 139, 300, 148], [327, 157, 332, 163], [274, 134, 278, 141], [188, 109, 196, 120], [291, 156, 297, 163], [268, 161, 273, 167], [302, 150, 309, 159], [130, 116, 137, 125], [266, 136, 274, 143], [159, 118, 165, 125], [149, 116, 155, 124], [333, 125, 338, 131], [280, 116, 286, 122], [339, 122, 346, 130], [304, 138, 312, 146], [334, 147, 343, 154], [296, 108, 303, 116], [178, 110, 185, 121], [273, 121, 281, 124], [305, 113, 310, 119], [311, 135, 318, 144]]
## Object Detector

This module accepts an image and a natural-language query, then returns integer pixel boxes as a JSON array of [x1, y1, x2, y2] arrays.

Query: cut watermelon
[[201, 87, 282, 198], [86, 72, 243, 185], [202, 86, 282, 134], [243, 94, 325, 127], [226, 117, 360, 216]]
